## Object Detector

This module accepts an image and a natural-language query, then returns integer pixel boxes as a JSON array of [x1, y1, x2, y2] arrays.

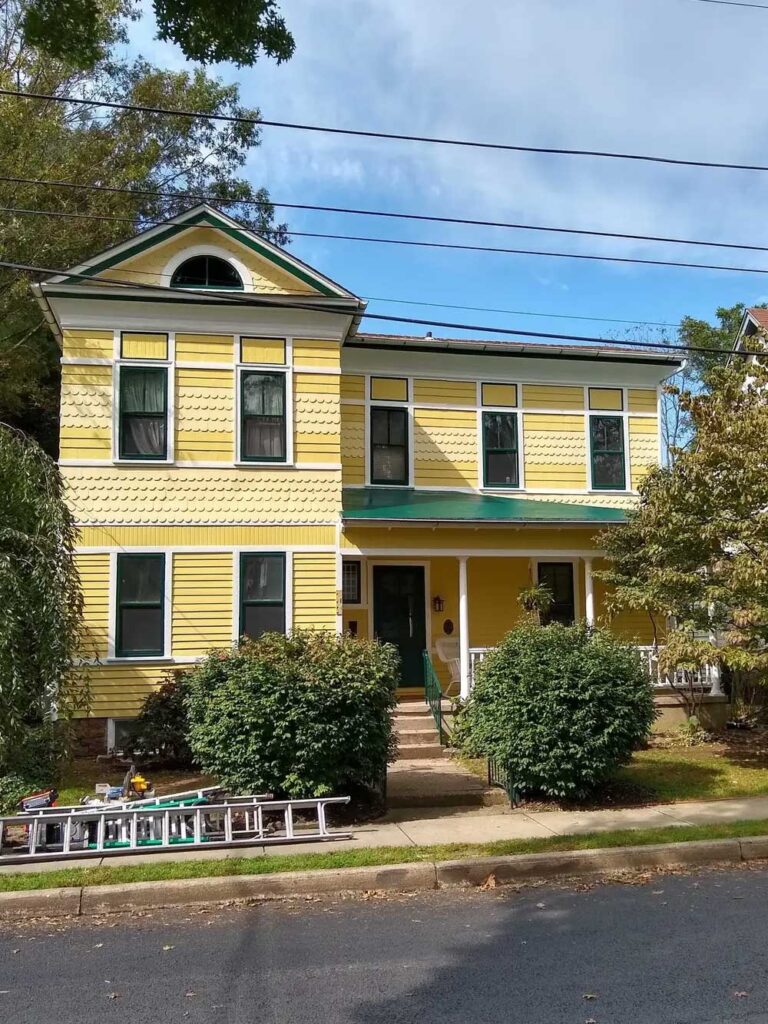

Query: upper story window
[[370, 407, 408, 485], [240, 370, 287, 462], [482, 411, 519, 488], [118, 366, 168, 460], [171, 255, 243, 290], [590, 415, 626, 490]]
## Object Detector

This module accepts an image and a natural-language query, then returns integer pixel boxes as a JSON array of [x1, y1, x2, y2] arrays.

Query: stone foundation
[[652, 690, 730, 733], [72, 718, 109, 755]]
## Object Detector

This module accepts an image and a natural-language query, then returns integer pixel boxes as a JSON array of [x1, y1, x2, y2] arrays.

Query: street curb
[[0, 836, 761, 918]]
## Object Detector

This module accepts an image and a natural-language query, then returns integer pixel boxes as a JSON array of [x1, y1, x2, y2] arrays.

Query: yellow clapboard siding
[[175, 333, 234, 363], [588, 387, 623, 411], [468, 557, 530, 648], [629, 416, 659, 489], [370, 377, 408, 402], [522, 384, 584, 410], [60, 437, 112, 459], [413, 379, 476, 405], [78, 525, 336, 547], [76, 552, 110, 659], [482, 383, 518, 407], [628, 388, 658, 413], [176, 368, 234, 388], [523, 410, 587, 488], [81, 664, 171, 717], [293, 340, 340, 368], [240, 337, 286, 364], [172, 553, 233, 656], [63, 329, 113, 360], [525, 465, 589, 488], [340, 374, 365, 400], [62, 364, 113, 384], [176, 432, 233, 461], [294, 433, 341, 462], [292, 553, 337, 630], [121, 332, 168, 360], [293, 373, 340, 396]]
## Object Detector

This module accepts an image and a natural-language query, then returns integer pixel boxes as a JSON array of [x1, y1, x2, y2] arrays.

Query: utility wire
[[3, 88, 768, 173], [689, 0, 768, 9], [0, 255, 731, 357], [3, 173, 768, 254], [1, 204, 767, 276]]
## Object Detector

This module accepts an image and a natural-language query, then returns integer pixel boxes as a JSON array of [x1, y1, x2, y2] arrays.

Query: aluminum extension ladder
[[0, 794, 351, 865]]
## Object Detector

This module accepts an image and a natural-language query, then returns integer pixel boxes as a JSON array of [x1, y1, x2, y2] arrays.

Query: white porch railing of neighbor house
[[469, 645, 724, 697]]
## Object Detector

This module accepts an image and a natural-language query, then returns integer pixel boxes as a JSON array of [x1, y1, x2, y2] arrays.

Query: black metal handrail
[[487, 756, 519, 805]]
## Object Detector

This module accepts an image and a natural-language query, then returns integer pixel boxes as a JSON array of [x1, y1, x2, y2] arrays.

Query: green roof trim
[[342, 488, 627, 524]]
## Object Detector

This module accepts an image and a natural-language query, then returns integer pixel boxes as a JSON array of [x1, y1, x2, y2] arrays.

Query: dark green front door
[[372, 565, 427, 687]]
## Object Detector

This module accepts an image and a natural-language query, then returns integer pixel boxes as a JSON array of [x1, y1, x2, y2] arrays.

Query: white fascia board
[[44, 294, 356, 342], [340, 345, 677, 388]]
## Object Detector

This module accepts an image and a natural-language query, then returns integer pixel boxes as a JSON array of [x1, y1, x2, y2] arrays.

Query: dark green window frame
[[590, 415, 626, 490], [342, 560, 362, 605], [118, 365, 168, 461], [240, 370, 288, 463], [170, 254, 244, 290], [239, 553, 286, 640], [115, 553, 165, 658], [370, 406, 409, 486], [482, 411, 520, 488]]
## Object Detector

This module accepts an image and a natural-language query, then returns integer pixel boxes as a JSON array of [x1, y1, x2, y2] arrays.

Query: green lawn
[[2, 817, 768, 893], [616, 744, 768, 803]]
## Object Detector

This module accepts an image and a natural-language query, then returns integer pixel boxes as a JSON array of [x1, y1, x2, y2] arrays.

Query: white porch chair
[[434, 637, 461, 689]]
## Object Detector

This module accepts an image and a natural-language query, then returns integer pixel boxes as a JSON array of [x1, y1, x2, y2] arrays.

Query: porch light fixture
[[432, 595, 445, 613]]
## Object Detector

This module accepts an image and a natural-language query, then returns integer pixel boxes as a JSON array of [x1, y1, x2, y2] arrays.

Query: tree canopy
[[23, 0, 294, 70], [598, 337, 768, 684], [0, 424, 88, 776], [0, 0, 288, 454]]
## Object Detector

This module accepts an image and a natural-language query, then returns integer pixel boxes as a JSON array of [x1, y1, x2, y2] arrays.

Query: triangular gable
[[48, 204, 357, 300]]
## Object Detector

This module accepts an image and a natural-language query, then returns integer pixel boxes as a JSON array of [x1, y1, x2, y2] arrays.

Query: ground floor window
[[115, 553, 165, 657], [537, 561, 575, 626], [240, 552, 286, 640]]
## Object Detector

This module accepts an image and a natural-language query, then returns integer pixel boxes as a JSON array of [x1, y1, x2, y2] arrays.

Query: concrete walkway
[[5, 794, 768, 873]]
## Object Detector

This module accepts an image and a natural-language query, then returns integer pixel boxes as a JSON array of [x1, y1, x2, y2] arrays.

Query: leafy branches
[[0, 424, 89, 773]]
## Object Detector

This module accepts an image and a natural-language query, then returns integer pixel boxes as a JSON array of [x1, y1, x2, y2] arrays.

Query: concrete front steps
[[393, 703, 446, 760], [389, 701, 505, 811]]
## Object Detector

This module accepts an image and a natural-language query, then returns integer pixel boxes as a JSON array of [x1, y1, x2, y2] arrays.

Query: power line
[[689, 0, 768, 9], [0, 255, 732, 357], [2, 88, 768, 174], [3, 172, 768, 254], [362, 295, 678, 328], [2, 204, 767, 276]]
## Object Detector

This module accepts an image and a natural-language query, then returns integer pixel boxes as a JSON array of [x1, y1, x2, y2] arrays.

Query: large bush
[[127, 672, 194, 767], [185, 632, 399, 797], [460, 622, 655, 799]]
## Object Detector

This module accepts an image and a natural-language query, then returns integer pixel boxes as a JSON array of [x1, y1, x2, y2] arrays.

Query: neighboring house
[[34, 204, 690, 752]]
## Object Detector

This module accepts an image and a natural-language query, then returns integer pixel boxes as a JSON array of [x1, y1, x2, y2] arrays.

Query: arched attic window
[[170, 254, 243, 289]]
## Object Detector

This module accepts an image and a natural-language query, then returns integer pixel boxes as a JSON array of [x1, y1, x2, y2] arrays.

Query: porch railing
[[422, 650, 446, 745], [469, 644, 724, 696]]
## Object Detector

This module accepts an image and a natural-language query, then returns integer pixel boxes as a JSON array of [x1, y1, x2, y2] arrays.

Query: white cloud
[[130, 0, 768, 271]]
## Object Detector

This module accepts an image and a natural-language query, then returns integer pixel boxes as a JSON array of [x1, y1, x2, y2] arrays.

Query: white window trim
[[112, 355, 175, 466], [533, 556, 582, 622], [341, 557, 365, 609], [107, 550, 172, 661], [366, 376, 413, 488], [160, 244, 253, 292], [585, 386, 632, 494], [235, 337, 294, 467], [231, 549, 293, 642], [476, 381, 525, 491]]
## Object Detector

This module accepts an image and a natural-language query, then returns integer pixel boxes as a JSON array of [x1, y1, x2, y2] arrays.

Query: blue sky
[[127, 0, 768, 345]]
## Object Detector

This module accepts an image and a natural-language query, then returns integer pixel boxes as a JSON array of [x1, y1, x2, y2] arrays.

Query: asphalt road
[[3, 866, 768, 1023]]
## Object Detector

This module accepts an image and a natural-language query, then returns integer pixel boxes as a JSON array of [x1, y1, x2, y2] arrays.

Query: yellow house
[[34, 204, 688, 752]]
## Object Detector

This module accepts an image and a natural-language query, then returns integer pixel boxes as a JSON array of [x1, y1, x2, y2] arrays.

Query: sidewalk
[[6, 794, 768, 873]]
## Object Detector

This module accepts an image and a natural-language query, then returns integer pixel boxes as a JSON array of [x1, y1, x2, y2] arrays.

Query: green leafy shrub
[[185, 632, 399, 797], [460, 622, 656, 799], [127, 672, 194, 766]]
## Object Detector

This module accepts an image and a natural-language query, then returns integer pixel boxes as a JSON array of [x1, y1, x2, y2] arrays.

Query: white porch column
[[458, 556, 470, 699], [708, 627, 724, 697], [584, 556, 595, 627]]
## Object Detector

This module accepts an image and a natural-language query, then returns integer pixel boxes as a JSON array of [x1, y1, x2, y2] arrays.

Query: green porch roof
[[342, 488, 626, 525]]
